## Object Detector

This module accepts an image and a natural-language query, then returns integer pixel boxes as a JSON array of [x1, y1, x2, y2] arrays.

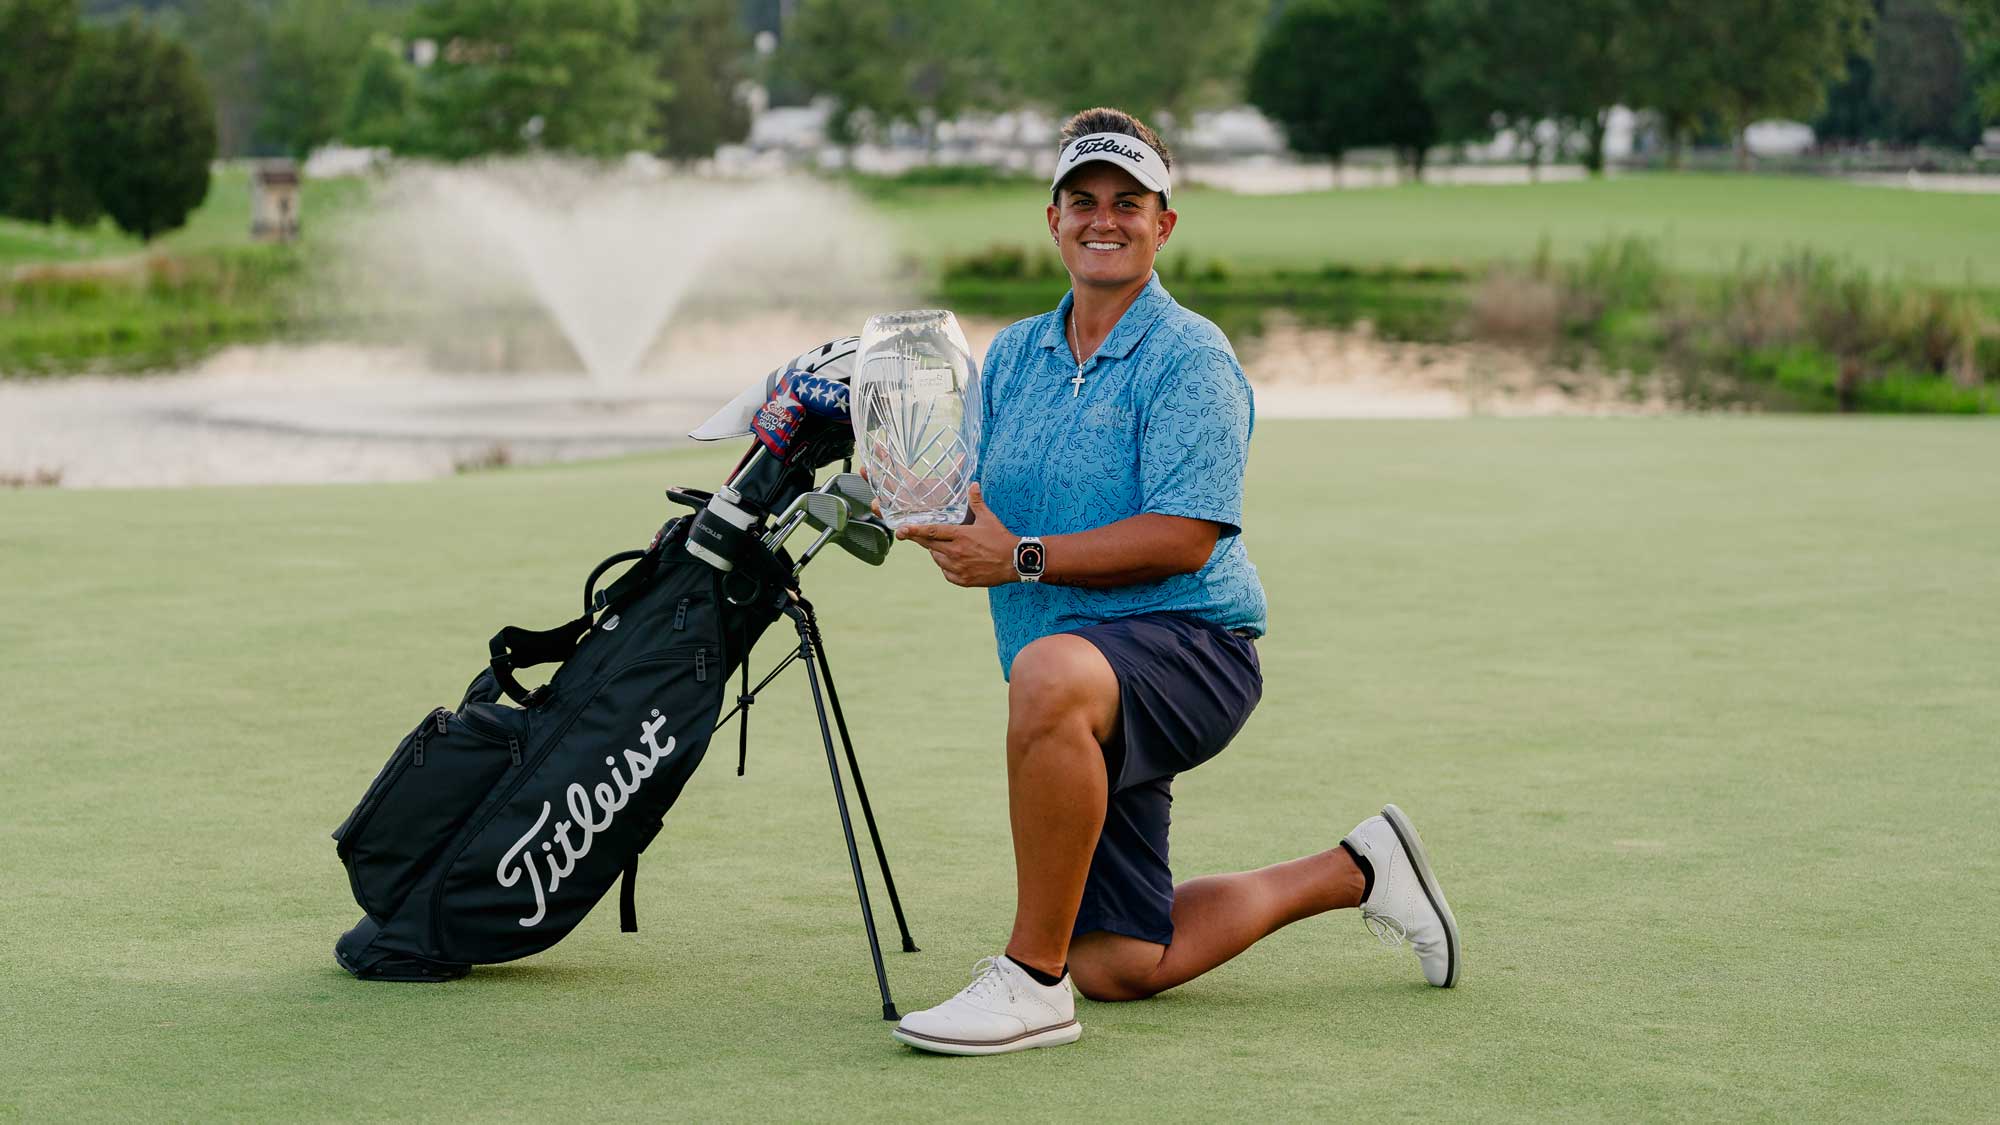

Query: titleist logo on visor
[[1069, 136, 1149, 164]]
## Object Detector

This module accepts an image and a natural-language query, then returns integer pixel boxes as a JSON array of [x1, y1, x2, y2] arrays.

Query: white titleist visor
[[1050, 132, 1172, 203]]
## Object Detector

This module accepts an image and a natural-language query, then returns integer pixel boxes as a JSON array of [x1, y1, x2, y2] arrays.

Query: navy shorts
[[1061, 613, 1262, 946]]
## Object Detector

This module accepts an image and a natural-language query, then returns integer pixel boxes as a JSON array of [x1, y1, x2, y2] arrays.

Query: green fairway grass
[[881, 173, 2000, 286], [3, 420, 1997, 1120]]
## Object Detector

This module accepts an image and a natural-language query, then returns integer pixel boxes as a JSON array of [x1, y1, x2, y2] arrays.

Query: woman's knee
[[1070, 957, 1161, 1003], [1068, 934, 1166, 1002], [1008, 635, 1119, 745]]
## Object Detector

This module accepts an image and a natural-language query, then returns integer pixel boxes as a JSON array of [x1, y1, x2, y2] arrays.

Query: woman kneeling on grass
[[888, 107, 1463, 1057]]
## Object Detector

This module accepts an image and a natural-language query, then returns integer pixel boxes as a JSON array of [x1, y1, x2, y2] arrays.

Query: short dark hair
[[1054, 107, 1172, 209]]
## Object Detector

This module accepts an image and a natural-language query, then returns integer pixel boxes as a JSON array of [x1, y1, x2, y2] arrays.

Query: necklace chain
[[1067, 313, 1087, 397]]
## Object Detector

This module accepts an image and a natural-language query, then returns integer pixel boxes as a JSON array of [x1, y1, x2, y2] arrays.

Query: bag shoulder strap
[[485, 521, 694, 708], [487, 616, 592, 707]]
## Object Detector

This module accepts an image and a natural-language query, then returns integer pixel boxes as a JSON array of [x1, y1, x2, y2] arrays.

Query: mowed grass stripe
[[882, 173, 2000, 285], [1, 418, 1995, 1121]]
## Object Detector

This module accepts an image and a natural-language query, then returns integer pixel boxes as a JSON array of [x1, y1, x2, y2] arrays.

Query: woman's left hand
[[898, 484, 1021, 587]]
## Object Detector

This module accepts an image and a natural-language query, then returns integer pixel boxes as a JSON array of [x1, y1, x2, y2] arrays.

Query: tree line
[[775, 0, 1996, 168], [1249, 0, 1998, 178], [3, 0, 1997, 241]]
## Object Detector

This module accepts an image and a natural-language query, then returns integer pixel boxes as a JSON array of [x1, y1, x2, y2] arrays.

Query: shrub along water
[[0, 246, 319, 374], [945, 236, 1997, 413], [937, 243, 1467, 344], [1473, 237, 1999, 412]]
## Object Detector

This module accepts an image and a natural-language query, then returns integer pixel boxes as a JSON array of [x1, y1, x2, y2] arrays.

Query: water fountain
[[185, 158, 909, 459]]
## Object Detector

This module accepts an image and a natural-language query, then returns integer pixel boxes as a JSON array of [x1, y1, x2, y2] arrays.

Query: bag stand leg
[[803, 611, 920, 956], [787, 600, 903, 1022]]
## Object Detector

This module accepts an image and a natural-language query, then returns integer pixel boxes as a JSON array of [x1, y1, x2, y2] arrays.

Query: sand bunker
[[0, 312, 1664, 489]]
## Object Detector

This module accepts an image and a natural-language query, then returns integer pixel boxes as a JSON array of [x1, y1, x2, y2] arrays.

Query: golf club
[[805, 474, 892, 566], [790, 492, 850, 571], [825, 472, 875, 513], [817, 514, 892, 567], [762, 488, 823, 551]]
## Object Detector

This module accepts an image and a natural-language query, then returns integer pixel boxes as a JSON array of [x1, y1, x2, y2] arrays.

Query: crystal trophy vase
[[853, 309, 982, 529]]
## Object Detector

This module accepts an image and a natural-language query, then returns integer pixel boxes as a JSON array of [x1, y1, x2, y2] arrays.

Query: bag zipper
[[415, 709, 452, 767], [453, 705, 526, 767], [335, 707, 446, 855]]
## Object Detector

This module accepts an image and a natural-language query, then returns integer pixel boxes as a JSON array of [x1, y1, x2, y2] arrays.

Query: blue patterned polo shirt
[[978, 272, 1267, 678]]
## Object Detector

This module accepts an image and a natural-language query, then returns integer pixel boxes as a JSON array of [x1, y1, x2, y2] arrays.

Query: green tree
[[1967, 0, 2000, 122], [402, 0, 662, 160], [1001, 0, 1267, 129], [1626, 0, 1731, 167], [260, 0, 379, 158], [0, 0, 100, 225], [180, 0, 267, 157], [342, 36, 418, 148], [1546, 0, 1642, 174], [900, 0, 1013, 151], [58, 16, 216, 240], [1248, 0, 1439, 177], [637, 0, 751, 163], [774, 0, 913, 148], [1707, 0, 1873, 164], [1817, 50, 1885, 140], [1420, 0, 1569, 170], [1422, 0, 1640, 175], [1821, 0, 1978, 146], [772, 0, 1018, 154], [1874, 0, 1975, 142]]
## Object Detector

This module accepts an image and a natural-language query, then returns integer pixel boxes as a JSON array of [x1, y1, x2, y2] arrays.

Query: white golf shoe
[[891, 955, 1083, 1056], [1343, 804, 1461, 988]]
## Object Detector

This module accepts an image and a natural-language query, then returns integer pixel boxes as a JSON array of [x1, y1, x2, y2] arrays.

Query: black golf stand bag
[[331, 338, 920, 1019]]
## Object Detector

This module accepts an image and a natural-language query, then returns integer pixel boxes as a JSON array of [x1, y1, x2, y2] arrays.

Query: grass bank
[[3, 420, 1996, 1119], [0, 245, 321, 374], [0, 169, 369, 374], [942, 236, 2000, 412]]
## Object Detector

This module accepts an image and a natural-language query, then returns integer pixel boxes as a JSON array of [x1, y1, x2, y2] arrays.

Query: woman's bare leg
[[1068, 847, 1366, 1001], [1000, 634, 1122, 977]]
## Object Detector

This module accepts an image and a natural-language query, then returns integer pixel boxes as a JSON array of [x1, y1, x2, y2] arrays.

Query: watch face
[[1015, 540, 1046, 576]]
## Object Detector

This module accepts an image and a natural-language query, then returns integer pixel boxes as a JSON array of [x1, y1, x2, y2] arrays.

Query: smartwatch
[[1013, 536, 1046, 583]]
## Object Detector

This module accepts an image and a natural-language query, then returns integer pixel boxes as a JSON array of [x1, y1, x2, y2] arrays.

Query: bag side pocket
[[335, 700, 530, 919]]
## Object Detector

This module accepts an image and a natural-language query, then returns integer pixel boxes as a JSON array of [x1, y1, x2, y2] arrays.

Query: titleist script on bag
[[497, 708, 676, 928]]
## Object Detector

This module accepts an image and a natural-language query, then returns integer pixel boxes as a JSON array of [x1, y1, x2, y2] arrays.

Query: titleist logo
[[1070, 136, 1149, 165], [497, 709, 676, 927]]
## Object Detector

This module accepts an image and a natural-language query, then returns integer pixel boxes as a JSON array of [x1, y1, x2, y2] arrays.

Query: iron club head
[[829, 513, 893, 566], [790, 492, 850, 572], [825, 472, 875, 515], [804, 483, 892, 567]]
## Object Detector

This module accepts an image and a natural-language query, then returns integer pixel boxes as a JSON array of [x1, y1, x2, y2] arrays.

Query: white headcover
[[1050, 132, 1172, 203], [688, 335, 861, 441]]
